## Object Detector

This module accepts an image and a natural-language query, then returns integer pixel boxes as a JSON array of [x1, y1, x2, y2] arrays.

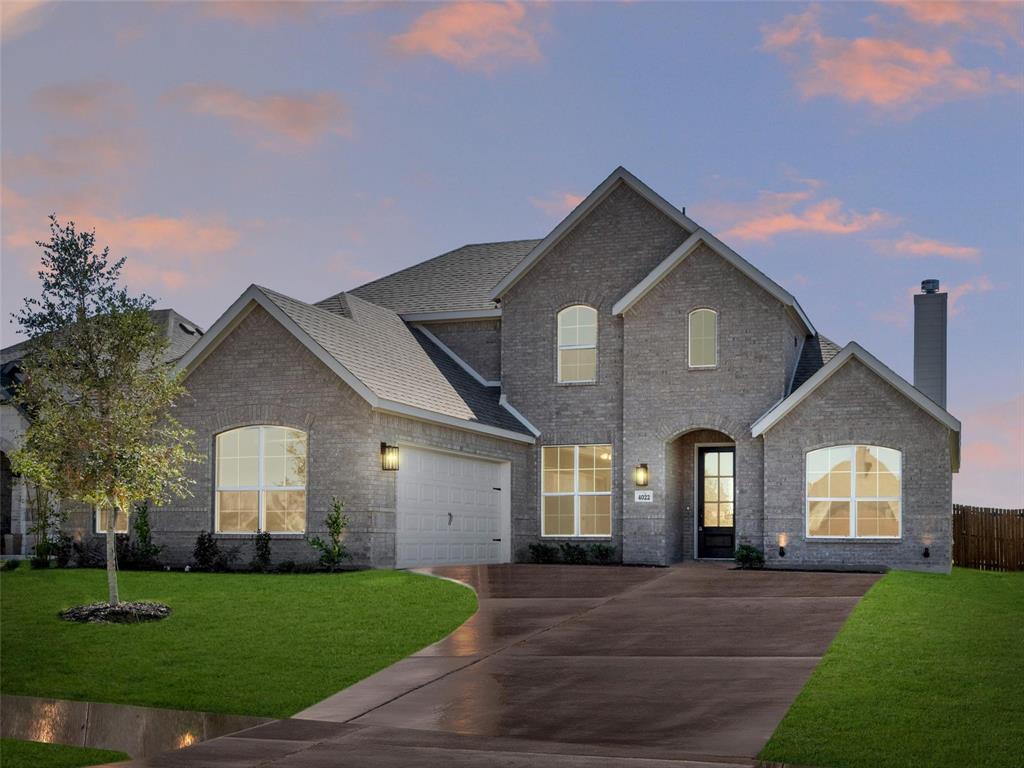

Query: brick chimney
[[914, 279, 947, 408]]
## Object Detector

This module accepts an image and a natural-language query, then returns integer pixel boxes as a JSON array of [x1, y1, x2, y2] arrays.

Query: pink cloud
[[530, 192, 584, 219], [200, 1, 314, 25], [705, 179, 892, 243], [762, 7, 1021, 111], [1, 1, 54, 41], [6, 133, 142, 181], [883, 0, 1023, 43], [166, 84, 352, 149], [31, 80, 132, 121], [873, 233, 981, 261], [390, 1, 542, 72], [955, 394, 1024, 507]]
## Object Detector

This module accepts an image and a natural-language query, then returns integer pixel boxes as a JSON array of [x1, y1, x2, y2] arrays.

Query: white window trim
[[541, 444, 612, 538], [95, 508, 129, 535], [556, 305, 598, 384], [688, 308, 718, 369], [804, 445, 903, 541], [215, 426, 308, 535]]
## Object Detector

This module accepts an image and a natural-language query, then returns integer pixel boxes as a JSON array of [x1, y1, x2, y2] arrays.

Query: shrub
[[1, 559, 22, 571], [73, 538, 106, 568], [53, 532, 75, 568], [29, 556, 50, 569], [250, 529, 272, 572], [120, 502, 163, 570], [307, 497, 350, 571], [276, 559, 296, 574], [527, 542, 559, 563], [588, 543, 616, 564], [559, 542, 588, 565], [192, 531, 239, 572], [735, 544, 765, 570]]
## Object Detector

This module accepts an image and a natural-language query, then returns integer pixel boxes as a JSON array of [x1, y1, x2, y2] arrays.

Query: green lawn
[[0, 740, 128, 768], [1, 568, 475, 718], [760, 567, 1024, 768]]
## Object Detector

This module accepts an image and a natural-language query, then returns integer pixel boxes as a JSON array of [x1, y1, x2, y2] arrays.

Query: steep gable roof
[[790, 334, 841, 394], [751, 342, 961, 469], [611, 228, 815, 335], [175, 285, 534, 443], [489, 166, 700, 300], [320, 239, 539, 319]]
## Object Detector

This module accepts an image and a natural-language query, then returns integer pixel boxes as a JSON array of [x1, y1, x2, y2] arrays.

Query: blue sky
[[2, 1, 1021, 505]]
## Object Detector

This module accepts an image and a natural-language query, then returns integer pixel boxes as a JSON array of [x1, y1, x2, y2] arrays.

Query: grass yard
[[0, 740, 128, 768], [1, 568, 475, 718], [760, 567, 1024, 768]]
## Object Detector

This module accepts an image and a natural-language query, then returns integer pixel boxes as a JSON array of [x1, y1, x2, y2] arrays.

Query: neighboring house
[[17, 167, 961, 573], [0, 309, 204, 555]]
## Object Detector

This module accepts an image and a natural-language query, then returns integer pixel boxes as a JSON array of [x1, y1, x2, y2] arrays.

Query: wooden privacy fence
[[952, 505, 1024, 571]]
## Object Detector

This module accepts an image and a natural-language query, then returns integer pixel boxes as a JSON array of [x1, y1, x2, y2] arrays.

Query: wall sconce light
[[380, 443, 400, 471], [922, 546, 930, 559], [633, 463, 649, 487], [779, 546, 786, 558], [778, 533, 787, 558]]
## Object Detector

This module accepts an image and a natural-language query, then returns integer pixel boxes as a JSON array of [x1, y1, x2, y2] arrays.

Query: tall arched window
[[806, 445, 901, 538], [688, 309, 718, 368], [557, 305, 597, 383], [216, 426, 307, 534]]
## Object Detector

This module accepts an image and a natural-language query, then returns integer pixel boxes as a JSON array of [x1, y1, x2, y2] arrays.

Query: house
[[0, 309, 205, 555], [31, 167, 962, 572]]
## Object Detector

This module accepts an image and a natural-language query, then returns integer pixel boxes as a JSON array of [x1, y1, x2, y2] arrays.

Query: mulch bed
[[59, 601, 171, 624]]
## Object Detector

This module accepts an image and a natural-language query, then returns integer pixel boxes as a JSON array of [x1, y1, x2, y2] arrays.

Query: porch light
[[922, 546, 930, 559], [633, 463, 649, 487], [778, 533, 787, 558], [380, 443, 400, 471]]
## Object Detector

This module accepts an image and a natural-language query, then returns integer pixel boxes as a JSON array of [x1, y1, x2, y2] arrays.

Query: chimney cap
[[921, 279, 940, 294]]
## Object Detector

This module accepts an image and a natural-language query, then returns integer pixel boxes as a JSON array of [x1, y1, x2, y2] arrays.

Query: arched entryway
[[666, 428, 736, 560]]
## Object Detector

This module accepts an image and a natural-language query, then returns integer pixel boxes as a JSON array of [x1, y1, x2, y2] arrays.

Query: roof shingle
[[790, 334, 842, 394]]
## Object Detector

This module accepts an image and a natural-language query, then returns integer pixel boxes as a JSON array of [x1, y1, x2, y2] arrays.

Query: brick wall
[[499, 182, 690, 560], [420, 318, 502, 382], [762, 357, 953, 573]]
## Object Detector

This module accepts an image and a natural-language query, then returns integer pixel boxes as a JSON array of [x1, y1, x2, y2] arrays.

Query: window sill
[[540, 535, 613, 540], [803, 536, 902, 543], [556, 380, 598, 387], [687, 365, 719, 371], [213, 532, 307, 539]]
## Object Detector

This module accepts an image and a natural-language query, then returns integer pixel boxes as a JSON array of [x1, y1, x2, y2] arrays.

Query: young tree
[[11, 216, 197, 605]]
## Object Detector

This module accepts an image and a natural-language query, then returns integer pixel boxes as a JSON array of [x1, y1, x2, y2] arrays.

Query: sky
[[1, 1, 1022, 506]]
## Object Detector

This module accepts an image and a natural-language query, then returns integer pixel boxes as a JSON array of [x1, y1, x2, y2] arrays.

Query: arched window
[[216, 426, 307, 534], [557, 305, 597, 383], [806, 445, 901, 539], [688, 309, 718, 368]]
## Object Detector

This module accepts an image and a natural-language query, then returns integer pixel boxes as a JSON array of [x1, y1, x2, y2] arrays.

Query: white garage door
[[396, 446, 508, 569]]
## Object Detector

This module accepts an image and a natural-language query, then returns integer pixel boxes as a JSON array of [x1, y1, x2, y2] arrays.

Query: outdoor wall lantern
[[380, 443, 400, 471], [922, 546, 930, 559], [633, 463, 649, 487], [778, 533, 787, 558]]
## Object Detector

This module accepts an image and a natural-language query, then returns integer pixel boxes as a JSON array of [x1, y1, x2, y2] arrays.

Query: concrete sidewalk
[[115, 563, 879, 767]]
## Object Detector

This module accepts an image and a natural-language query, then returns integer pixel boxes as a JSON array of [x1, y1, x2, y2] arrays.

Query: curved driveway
[[123, 562, 879, 767]]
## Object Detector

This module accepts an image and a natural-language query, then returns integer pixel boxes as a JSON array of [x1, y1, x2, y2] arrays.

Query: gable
[[490, 166, 698, 300], [612, 229, 815, 335]]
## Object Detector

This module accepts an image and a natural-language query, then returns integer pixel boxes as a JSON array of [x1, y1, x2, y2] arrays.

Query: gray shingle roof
[[319, 239, 541, 316], [790, 334, 842, 394], [257, 287, 532, 436]]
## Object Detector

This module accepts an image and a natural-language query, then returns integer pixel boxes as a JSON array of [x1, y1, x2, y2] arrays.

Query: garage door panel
[[396, 446, 507, 569]]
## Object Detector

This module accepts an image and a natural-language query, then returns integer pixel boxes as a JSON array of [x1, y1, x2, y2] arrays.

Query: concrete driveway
[[120, 563, 879, 767]]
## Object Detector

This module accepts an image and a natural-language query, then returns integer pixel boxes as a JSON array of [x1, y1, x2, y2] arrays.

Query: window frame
[[556, 304, 598, 384], [687, 308, 719, 369], [214, 425, 308, 536], [804, 444, 903, 540], [95, 508, 129, 535], [540, 443, 613, 538]]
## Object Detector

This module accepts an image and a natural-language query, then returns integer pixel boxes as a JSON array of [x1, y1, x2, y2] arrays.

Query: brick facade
[[421, 319, 502, 382]]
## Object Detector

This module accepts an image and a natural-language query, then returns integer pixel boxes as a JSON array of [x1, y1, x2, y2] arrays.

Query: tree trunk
[[105, 507, 119, 606]]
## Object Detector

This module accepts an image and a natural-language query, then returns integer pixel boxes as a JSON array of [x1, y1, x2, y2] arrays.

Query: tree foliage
[[10, 216, 198, 603]]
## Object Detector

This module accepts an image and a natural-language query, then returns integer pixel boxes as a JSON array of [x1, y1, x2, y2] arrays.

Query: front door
[[697, 446, 735, 558]]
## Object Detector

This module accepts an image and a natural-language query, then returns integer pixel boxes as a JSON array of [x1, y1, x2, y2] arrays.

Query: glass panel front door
[[698, 446, 735, 558]]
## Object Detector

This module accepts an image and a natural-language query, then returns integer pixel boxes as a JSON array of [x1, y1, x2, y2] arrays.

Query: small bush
[[307, 498, 350, 571], [192, 531, 239, 572], [528, 542, 559, 563], [29, 556, 50, 569], [2, 559, 22, 571], [559, 542, 588, 565], [119, 503, 163, 571], [53, 532, 75, 568], [276, 559, 296, 574], [250, 529, 272, 572], [588, 543, 616, 564], [735, 544, 765, 570]]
